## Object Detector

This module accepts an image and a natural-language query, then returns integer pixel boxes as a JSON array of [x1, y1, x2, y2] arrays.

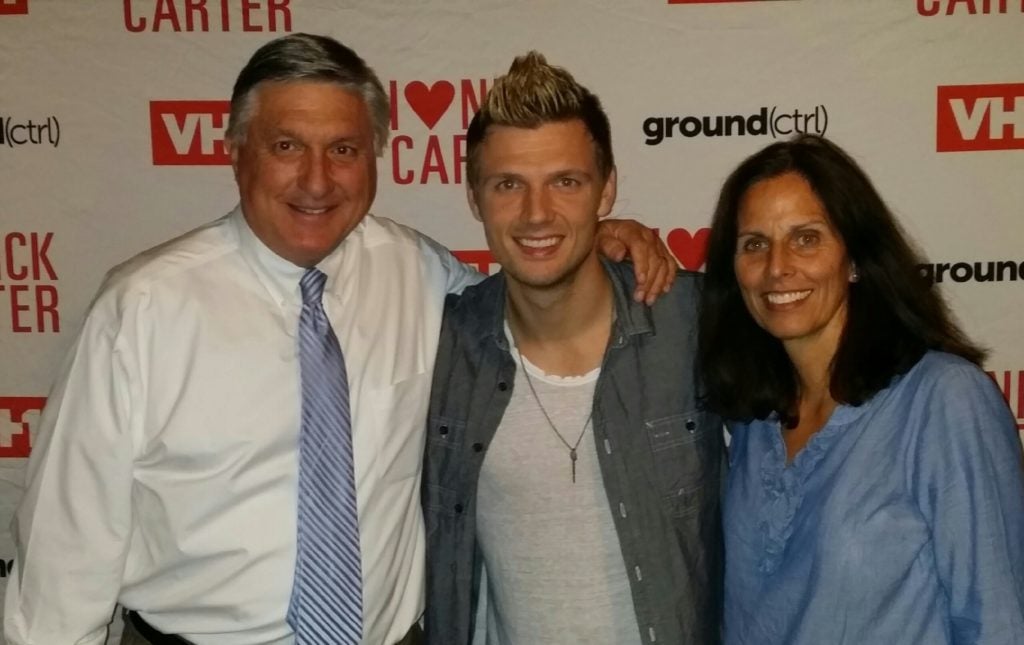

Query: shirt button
[[685, 418, 696, 433], [619, 502, 627, 518], [497, 381, 509, 391], [648, 626, 657, 642], [472, 442, 483, 452], [634, 565, 643, 582], [454, 503, 463, 513], [603, 439, 612, 454], [439, 424, 449, 436]]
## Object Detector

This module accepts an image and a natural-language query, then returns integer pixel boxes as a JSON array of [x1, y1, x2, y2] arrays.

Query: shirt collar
[[231, 205, 362, 306], [481, 258, 655, 352]]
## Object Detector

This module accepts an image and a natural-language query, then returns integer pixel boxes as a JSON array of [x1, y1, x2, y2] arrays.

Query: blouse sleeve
[[910, 359, 1024, 645]]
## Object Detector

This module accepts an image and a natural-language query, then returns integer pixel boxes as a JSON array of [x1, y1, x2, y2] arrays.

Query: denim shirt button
[[472, 442, 483, 452], [438, 424, 449, 436], [454, 503, 464, 513], [497, 381, 509, 391]]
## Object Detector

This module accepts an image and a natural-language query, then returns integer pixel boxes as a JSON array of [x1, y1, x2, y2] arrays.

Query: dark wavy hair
[[697, 134, 985, 425]]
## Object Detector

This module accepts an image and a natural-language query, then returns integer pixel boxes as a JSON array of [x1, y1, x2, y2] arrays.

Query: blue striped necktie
[[288, 267, 363, 644]]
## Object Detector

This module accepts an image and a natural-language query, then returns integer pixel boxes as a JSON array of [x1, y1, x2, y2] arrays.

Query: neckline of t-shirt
[[504, 320, 601, 386]]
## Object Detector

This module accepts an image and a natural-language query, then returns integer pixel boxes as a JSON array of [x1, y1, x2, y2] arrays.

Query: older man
[[4, 34, 672, 645]]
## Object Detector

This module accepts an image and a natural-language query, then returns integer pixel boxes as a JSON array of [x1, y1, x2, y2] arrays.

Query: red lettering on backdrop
[[153, 0, 181, 31], [1, 232, 60, 333], [391, 136, 414, 185], [183, 0, 208, 31], [0, 397, 45, 458], [937, 83, 1024, 152], [124, 0, 144, 30], [389, 79, 486, 185], [460, 79, 488, 128], [150, 100, 231, 165], [0, 0, 30, 16], [123, 0, 291, 32], [242, 0, 261, 31], [0, 285, 59, 333], [34, 285, 59, 332], [421, 137, 449, 184], [4, 233, 27, 280], [919, 0, 1024, 15], [3, 233, 57, 281], [390, 133, 467, 186], [7, 285, 30, 332]]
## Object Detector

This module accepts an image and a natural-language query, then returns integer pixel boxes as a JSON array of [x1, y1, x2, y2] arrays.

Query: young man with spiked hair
[[423, 52, 724, 645]]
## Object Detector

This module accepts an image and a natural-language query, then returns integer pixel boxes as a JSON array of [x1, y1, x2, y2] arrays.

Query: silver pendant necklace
[[515, 347, 593, 484]]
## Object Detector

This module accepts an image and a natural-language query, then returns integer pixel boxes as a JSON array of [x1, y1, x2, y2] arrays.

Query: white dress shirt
[[4, 207, 480, 645]]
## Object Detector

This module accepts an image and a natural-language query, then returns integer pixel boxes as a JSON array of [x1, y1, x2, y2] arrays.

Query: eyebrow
[[483, 168, 593, 183], [267, 127, 366, 145], [736, 217, 830, 237]]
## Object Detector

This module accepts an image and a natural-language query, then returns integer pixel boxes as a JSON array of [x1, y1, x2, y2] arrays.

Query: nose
[[297, 150, 331, 199], [523, 185, 554, 225], [767, 243, 793, 278]]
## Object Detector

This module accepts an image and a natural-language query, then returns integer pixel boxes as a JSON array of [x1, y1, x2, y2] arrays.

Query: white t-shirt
[[474, 331, 642, 645]]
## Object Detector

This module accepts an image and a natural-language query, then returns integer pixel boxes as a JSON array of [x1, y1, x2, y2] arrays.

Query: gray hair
[[226, 33, 390, 155]]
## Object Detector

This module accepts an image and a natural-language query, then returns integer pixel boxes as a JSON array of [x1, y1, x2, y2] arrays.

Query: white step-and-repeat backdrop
[[1, 0, 1021, 638]]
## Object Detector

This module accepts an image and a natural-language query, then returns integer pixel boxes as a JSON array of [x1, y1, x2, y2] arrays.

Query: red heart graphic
[[404, 80, 455, 129], [666, 228, 711, 271]]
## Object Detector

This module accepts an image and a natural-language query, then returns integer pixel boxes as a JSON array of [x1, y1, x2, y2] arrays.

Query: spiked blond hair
[[466, 51, 614, 186]]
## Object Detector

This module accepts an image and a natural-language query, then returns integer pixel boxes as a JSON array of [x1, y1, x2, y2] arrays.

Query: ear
[[225, 136, 242, 181], [597, 167, 618, 219], [466, 185, 483, 222], [849, 261, 860, 283]]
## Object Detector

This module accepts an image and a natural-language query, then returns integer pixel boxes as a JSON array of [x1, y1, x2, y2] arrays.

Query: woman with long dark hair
[[698, 134, 1024, 644]]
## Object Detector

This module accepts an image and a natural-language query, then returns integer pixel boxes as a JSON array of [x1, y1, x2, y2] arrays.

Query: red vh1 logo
[[937, 83, 1024, 151], [389, 79, 490, 185], [0, 397, 44, 459], [150, 100, 230, 165], [0, 0, 28, 15]]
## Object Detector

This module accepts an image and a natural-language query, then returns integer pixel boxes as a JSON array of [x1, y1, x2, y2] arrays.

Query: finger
[[629, 241, 652, 302], [662, 249, 678, 293], [644, 256, 672, 305]]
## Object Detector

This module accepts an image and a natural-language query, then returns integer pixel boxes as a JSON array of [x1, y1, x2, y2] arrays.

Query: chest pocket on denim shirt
[[646, 409, 712, 518]]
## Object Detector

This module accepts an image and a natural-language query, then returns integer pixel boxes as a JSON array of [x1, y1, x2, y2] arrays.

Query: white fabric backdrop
[[1, 0, 1022, 639]]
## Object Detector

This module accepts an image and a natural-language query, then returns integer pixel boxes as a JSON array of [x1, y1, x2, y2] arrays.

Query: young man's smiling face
[[469, 119, 616, 290]]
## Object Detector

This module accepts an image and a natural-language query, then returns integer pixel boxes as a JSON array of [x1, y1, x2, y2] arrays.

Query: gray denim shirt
[[423, 260, 724, 645]]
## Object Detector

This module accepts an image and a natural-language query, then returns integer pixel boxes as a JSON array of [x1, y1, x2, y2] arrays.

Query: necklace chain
[[515, 346, 593, 483]]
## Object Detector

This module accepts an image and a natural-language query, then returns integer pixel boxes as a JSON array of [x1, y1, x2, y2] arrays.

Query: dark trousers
[[121, 610, 424, 645]]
